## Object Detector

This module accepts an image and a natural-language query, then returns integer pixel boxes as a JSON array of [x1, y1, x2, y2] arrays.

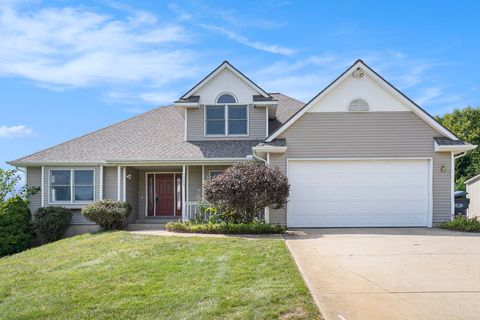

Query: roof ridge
[[12, 105, 174, 163]]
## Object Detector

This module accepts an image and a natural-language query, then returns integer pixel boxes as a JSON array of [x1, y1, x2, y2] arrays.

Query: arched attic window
[[217, 93, 237, 104], [348, 98, 369, 112]]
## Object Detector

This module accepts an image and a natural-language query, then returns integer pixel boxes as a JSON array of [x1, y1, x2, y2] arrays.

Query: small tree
[[0, 169, 39, 203], [203, 162, 290, 223]]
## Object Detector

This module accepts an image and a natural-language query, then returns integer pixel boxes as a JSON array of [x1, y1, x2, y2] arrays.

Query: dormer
[[175, 61, 277, 141]]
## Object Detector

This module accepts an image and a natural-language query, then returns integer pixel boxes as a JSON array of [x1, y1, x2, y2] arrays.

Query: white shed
[[466, 174, 480, 218]]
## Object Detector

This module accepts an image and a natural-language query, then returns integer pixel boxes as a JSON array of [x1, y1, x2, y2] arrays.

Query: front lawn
[[0, 232, 320, 320]]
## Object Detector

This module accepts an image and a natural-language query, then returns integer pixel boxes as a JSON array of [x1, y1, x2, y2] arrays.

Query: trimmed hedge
[[82, 200, 131, 230], [33, 206, 72, 243], [0, 196, 32, 257], [439, 217, 480, 232], [165, 220, 286, 234]]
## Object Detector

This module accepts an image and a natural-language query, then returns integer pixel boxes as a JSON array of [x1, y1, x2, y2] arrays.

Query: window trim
[[204, 104, 249, 137], [208, 170, 224, 179], [48, 168, 96, 205]]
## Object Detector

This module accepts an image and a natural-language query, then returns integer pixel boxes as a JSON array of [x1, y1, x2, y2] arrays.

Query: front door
[[155, 174, 174, 216], [147, 173, 181, 217]]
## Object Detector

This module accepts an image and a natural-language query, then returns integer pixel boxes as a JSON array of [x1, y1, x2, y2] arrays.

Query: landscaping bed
[[439, 216, 480, 232], [165, 220, 286, 234], [0, 231, 319, 319]]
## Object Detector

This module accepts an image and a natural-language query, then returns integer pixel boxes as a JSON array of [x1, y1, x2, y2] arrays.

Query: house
[[7, 59, 476, 233], [466, 174, 480, 218]]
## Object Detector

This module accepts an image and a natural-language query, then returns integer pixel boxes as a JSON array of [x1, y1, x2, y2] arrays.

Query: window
[[74, 170, 94, 201], [50, 169, 94, 203], [205, 93, 248, 136], [209, 170, 223, 179], [206, 105, 226, 135], [217, 93, 236, 104], [228, 105, 247, 135], [50, 170, 71, 202], [348, 99, 369, 112]]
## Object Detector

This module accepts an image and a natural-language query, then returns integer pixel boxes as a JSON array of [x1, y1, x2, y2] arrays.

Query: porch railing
[[185, 201, 265, 222]]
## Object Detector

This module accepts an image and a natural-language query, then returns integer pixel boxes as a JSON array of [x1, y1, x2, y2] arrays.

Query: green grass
[[0, 232, 320, 320], [439, 216, 480, 232]]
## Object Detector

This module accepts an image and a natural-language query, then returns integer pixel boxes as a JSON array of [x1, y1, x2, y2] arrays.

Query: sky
[[1, 0, 479, 170]]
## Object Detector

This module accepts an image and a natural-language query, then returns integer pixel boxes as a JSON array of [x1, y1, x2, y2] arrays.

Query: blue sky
[[1, 0, 479, 169]]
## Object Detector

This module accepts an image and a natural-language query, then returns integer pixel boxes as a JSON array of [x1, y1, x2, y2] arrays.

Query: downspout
[[454, 152, 467, 160], [251, 149, 267, 164]]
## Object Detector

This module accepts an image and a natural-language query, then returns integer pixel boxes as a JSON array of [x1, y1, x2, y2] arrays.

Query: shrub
[[81, 200, 131, 230], [203, 162, 290, 223], [165, 220, 286, 234], [33, 206, 72, 243], [439, 216, 480, 232], [0, 196, 32, 257]]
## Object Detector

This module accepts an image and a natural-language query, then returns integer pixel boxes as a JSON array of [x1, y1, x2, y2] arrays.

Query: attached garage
[[287, 159, 432, 228]]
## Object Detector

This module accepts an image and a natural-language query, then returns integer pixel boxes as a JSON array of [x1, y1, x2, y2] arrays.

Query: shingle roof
[[268, 93, 304, 135], [11, 93, 302, 164], [434, 137, 467, 146], [174, 95, 200, 103]]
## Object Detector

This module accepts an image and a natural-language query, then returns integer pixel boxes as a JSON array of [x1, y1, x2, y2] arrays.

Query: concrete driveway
[[285, 228, 480, 320]]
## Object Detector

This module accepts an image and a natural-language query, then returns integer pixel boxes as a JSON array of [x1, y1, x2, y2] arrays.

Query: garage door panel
[[287, 159, 430, 227]]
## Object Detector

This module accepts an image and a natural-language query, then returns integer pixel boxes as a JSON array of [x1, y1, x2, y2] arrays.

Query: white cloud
[[0, 125, 34, 139], [199, 24, 296, 56], [0, 3, 197, 88], [415, 87, 443, 105]]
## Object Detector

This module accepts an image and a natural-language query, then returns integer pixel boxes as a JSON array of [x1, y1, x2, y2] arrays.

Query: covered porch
[[106, 162, 234, 224]]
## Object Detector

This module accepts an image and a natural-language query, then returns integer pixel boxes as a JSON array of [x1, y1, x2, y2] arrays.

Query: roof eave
[[434, 142, 477, 153]]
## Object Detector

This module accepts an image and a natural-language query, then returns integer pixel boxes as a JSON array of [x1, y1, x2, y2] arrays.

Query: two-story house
[[8, 60, 476, 234]]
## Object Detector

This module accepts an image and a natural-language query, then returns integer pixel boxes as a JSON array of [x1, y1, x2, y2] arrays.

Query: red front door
[[156, 174, 174, 216]]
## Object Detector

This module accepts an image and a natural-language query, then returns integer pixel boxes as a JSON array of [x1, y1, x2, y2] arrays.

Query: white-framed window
[[205, 93, 248, 136], [49, 169, 95, 203], [209, 170, 223, 179]]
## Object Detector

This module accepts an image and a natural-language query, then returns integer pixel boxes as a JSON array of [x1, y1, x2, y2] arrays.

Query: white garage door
[[287, 159, 431, 227]]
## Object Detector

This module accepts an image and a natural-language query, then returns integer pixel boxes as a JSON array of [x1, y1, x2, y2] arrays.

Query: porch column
[[117, 165, 121, 201], [265, 152, 270, 223], [99, 165, 103, 200], [122, 166, 126, 202], [182, 165, 186, 220]]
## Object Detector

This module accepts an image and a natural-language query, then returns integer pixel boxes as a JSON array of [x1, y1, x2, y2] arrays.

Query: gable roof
[[266, 59, 460, 142], [8, 93, 300, 166], [179, 61, 271, 100], [465, 173, 480, 185]]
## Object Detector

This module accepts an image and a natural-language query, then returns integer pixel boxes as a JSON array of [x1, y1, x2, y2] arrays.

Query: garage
[[287, 159, 431, 227]]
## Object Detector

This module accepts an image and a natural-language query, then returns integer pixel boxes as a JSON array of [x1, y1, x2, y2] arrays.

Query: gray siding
[[186, 105, 267, 140], [188, 166, 202, 202], [103, 166, 118, 200], [125, 167, 139, 222], [268, 111, 452, 226], [26, 167, 42, 214], [27, 166, 102, 225]]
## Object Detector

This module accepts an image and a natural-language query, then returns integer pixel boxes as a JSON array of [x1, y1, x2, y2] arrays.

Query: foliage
[[0, 169, 40, 203], [81, 200, 131, 230], [439, 216, 480, 232], [436, 107, 480, 190], [33, 207, 72, 243], [203, 162, 290, 223], [0, 196, 32, 257], [165, 220, 287, 234], [0, 232, 319, 319]]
